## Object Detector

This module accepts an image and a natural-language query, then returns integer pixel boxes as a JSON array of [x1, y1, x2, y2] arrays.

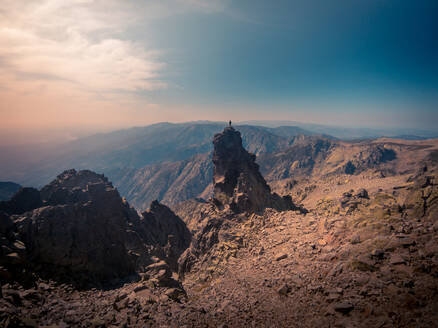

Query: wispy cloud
[[0, 0, 167, 97], [0, 0, 230, 143]]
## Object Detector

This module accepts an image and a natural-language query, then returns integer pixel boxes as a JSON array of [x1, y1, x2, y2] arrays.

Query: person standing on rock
[[229, 120, 232, 127]]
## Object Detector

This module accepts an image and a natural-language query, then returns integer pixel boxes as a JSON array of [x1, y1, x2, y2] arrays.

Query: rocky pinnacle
[[212, 126, 300, 213]]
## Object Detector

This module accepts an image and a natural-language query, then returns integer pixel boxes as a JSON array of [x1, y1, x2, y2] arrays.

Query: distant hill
[[0, 182, 21, 201], [240, 120, 438, 140], [0, 122, 319, 187]]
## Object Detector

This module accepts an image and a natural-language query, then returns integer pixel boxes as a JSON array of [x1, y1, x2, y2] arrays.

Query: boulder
[[333, 302, 354, 314], [355, 188, 369, 199]]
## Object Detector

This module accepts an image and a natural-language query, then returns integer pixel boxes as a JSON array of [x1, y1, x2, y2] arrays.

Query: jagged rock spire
[[212, 126, 300, 213]]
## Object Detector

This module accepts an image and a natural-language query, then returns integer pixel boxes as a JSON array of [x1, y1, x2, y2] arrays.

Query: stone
[[371, 249, 385, 259], [355, 188, 369, 199], [275, 253, 288, 261], [333, 302, 354, 315], [350, 235, 361, 244], [90, 318, 106, 328], [390, 254, 406, 265], [38, 282, 52, 291], [20, 289, 40, 302], [327, 293, 341, 301], [277, 284, 290, 295], [133, 284, 149, 293], [3, 289, 22, 306], [164, 288, 186, 301], [350, 259, 376, 272], [399, 237, 415, 247]]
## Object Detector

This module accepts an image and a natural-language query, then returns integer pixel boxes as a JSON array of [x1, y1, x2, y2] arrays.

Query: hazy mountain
[[240, 120, 438, 140], [0, 181, 21, 201], [0, 122, 318, 187]]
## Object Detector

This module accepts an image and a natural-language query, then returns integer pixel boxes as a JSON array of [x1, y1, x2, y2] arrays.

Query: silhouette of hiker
[[229, 120, 232, 127]]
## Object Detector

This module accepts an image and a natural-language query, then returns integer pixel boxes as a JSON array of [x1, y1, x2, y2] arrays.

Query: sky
[[0, 0, 437, 144]]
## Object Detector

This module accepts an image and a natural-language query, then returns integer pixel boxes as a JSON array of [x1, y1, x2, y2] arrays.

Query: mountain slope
[[108, 153, 213, 210], [107, 136, 438, 211]]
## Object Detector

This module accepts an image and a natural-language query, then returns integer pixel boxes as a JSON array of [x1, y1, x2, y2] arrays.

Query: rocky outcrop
[[9, 170, 138, 283], [178, 206, 230, 277], [132, 200, 191, 272], [39, 169, 112, 206], [212, 126, 299, 213], [405, 164, 438, 221], [0, 169, 191, 286], [340, 145, 396, 175], [258, 135, 333, 180]]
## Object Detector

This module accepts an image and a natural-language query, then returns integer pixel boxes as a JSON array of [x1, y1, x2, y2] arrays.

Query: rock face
[[132, 200, 191, 272], [0, 169, 191, 285], [15, 170, 136, 282], [340, 145, 396, 175], [405, 164, 438, 221], [212, 126, 299, 213]]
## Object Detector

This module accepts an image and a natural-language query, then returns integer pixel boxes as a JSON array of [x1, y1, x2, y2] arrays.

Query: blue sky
[[0, 0, 437, 144], [140, 0, 438, 128]]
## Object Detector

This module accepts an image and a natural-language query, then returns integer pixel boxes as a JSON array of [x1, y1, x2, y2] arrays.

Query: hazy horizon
[[1, 118, 438, 147], [1, 0, 437, 146]]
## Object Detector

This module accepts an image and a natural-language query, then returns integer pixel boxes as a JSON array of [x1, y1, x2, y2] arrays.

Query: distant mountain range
[[1, 121, 437, 211], [240, 120, 438, 140], [0, 122, 318, 187]]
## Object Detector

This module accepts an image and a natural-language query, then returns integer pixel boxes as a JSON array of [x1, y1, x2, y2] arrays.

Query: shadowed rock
[[0, 169, 191, 286], [0, 187, 42, 215]]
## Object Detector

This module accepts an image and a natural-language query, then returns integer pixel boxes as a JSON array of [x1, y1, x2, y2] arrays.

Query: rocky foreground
[[1, 127, 438, 327]]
